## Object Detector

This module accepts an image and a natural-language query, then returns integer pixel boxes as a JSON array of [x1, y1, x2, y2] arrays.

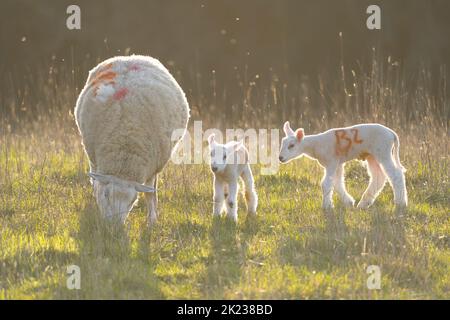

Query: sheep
[[278, 122, 407, 210], [207, 134, 258, 222], [75, 55, 190, 225]]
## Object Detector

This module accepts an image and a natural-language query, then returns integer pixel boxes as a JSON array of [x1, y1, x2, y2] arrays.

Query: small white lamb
[[207, 134, 258, 222], [279, 122, 407, 210]]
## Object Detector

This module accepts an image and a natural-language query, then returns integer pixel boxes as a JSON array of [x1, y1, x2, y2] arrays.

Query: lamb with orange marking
[[279, 122, 407, 210], [208, 134, 258, 222]]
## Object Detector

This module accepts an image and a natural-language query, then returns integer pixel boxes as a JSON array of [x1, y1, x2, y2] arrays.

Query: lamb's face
[[93, 181, 138, 222], [279, 121, 305, 163], [207, 134, 243, 174], [209, 144, 228, 173]]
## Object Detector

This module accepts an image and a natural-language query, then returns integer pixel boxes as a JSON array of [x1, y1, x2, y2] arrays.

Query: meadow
[[0, 53, 449, 299]]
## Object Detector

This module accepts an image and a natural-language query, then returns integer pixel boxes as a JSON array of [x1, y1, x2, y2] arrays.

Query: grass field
[[0, 118, 448, 299], [0, 54, 449, 299]]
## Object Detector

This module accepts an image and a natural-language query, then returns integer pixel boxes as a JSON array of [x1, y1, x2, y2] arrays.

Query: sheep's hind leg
[[333, 163, 355, 207], [379, 156, 407, 208], [241, 164, 258, 215], [145, 175, 158, 227], [357, 156, 386, 209]]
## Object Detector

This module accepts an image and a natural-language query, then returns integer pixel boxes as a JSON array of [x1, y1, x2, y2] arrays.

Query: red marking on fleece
[[296, 129, 304, 141], [113, 88, 128, 101], [129, 64, 140, 71]]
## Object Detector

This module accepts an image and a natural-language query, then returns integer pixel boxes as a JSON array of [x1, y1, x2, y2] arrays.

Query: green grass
[[1, 126, 448, 299]]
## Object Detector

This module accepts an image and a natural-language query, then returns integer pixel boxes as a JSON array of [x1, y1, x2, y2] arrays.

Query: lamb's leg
[[225, 180, 239, 222], [223, 183, 229, 201], [333, 163, 355, 207], [322, 164, 337, 210], [145, 175, 158, 226], [379, 156, 407, 208], [357, 156, 386, 209], [241, 164, 258, 215], [213, 177, 225, 217]]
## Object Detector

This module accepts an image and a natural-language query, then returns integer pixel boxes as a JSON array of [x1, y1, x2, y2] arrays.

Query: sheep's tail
[[392, 131, 406, 172]]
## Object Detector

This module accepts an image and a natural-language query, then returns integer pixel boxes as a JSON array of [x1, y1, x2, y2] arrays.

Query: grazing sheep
[[75, 55, 190, 225], [207, 134, 258, 222], [279, 122, 407, 210]]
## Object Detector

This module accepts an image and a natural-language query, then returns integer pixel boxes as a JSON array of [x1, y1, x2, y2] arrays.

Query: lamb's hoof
[[247, 211, 257, 221], [356, 200, 373, 209], [394, 203, 407, 216], [226, 213, 238, 223], [395, 201, 407, 208], [322, 201, 334, 212], [342, 198, 355, 208], [147, 211, 158, 228]]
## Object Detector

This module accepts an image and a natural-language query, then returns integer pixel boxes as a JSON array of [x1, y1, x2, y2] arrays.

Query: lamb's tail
[[392, 131, 406, 172]]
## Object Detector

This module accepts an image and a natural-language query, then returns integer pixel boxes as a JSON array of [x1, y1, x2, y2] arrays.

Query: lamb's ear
[[134, 183, 156, 193], [231, 140, 244, 152], [207, 133, 216, 146], [295, 128, 305, 141], [88, 172, 111, 184], [283, 121, 295, 136]]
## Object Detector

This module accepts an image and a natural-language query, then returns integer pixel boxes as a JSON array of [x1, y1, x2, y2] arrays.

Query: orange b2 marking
[[351, 128, 363, 143], [335, 130, 352, 156], [335, 128, 364, 156]]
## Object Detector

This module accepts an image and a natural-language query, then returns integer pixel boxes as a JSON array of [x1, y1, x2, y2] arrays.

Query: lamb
[[75, 55, 190, 225], [207, 134, 258, 222], [278, 122, 407, 210]]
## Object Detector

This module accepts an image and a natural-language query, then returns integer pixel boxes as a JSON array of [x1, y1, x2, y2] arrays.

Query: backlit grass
[[0, 123, 448, 299]]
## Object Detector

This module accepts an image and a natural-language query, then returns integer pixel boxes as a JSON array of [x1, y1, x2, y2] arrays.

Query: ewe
[[279, 122, 407, 210], [75, 55, 189, 225], [207, 134, 258, 222]]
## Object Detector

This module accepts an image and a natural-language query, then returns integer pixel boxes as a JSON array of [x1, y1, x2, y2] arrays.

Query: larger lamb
[[75, 55, 190, 225]]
